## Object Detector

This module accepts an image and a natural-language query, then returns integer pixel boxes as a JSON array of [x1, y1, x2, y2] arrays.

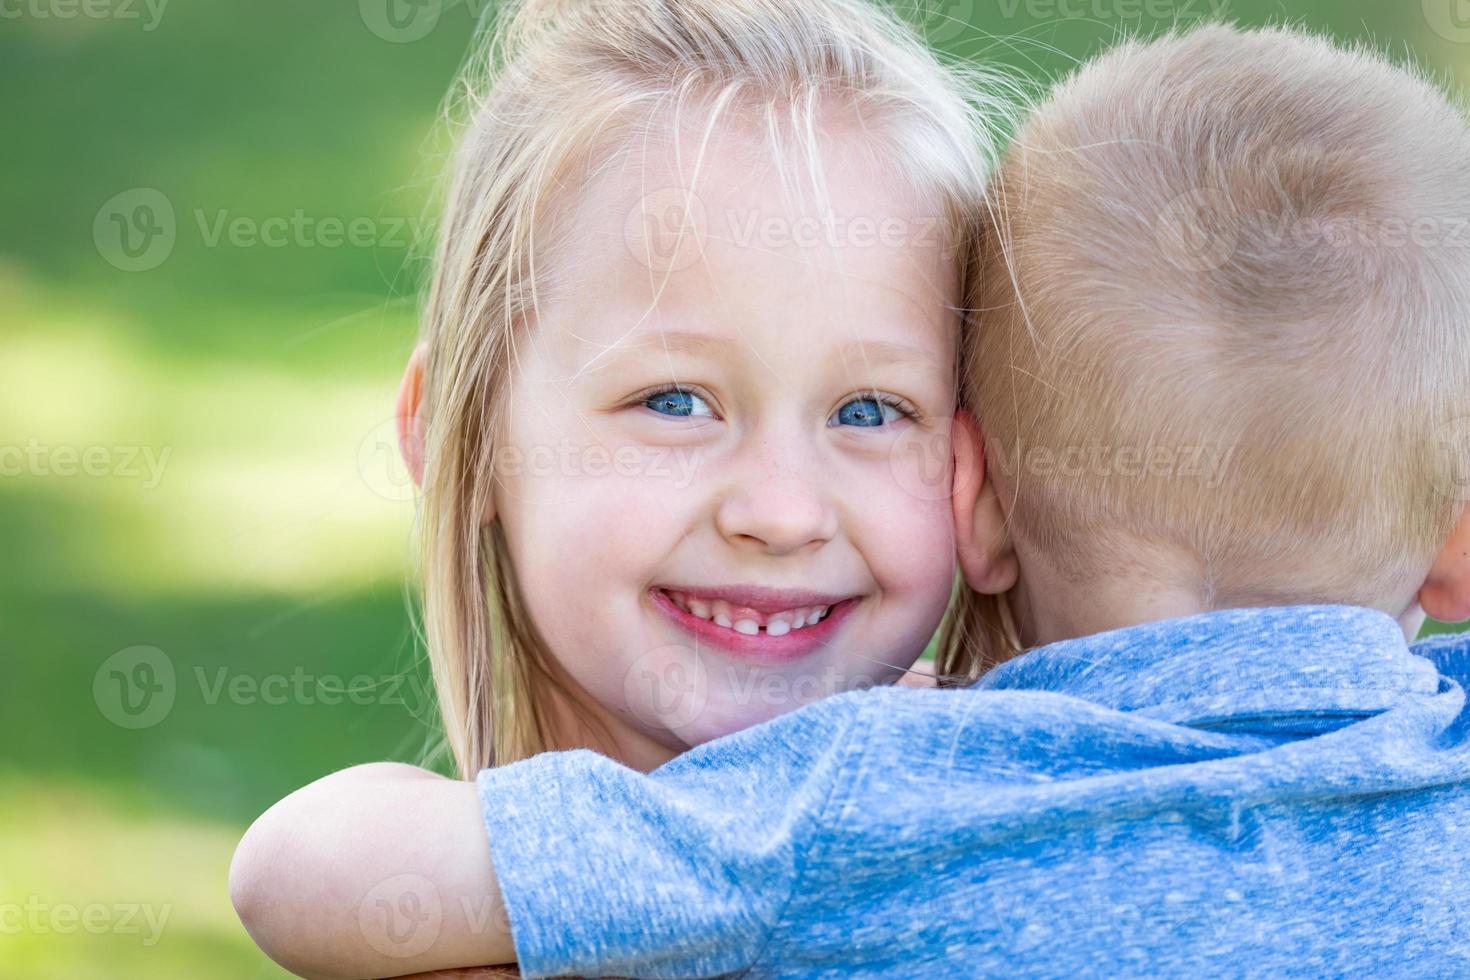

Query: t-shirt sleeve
[[474, 693, 864, 978]]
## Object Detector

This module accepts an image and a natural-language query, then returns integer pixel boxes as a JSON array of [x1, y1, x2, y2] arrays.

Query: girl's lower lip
[[649, 588, 859, 664]]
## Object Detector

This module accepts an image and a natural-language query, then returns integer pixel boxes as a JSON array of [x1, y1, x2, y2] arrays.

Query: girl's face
[[494, 126, 960, 765]]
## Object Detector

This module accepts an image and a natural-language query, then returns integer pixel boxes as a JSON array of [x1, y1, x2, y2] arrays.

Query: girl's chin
[[671, 686, 839, 744], [672, 713, 778, 748]]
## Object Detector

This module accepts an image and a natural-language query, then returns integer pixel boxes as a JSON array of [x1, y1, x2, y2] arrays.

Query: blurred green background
[[3, 0, 1467, 976]]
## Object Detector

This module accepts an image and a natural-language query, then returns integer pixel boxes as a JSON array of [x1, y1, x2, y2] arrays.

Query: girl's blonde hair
[[415, 0, 1013, 776]]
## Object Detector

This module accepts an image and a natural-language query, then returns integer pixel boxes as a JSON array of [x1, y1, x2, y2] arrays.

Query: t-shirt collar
[[969, 605, 1442, 733]]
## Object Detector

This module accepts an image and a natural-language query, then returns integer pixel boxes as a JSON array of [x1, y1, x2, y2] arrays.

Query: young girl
[[391, 0, 1005, 780], [233, 0, 1007, 974]]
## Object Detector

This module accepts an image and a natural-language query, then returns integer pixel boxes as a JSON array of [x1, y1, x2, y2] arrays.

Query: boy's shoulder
[[480, 614, 1470, 978]]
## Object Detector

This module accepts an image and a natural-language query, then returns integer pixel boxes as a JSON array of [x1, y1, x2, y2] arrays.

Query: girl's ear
[[1419, 503, 1470, 623], [395, 343, 428, 488], [950, 408, 1019, 596]]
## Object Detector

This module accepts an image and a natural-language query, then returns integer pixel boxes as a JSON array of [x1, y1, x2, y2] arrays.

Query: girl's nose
[[713, 452, 839, 556]]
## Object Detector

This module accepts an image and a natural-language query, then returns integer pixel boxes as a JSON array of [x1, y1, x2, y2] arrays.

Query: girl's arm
[[390, 971, 523, 979], [230, 763, 516, 979]]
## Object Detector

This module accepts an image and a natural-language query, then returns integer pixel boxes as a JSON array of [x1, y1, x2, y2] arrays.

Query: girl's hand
[[230, 763, 516, 979]]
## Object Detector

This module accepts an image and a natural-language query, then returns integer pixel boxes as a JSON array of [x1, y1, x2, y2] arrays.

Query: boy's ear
[[1419, 503, 1470, 623], [395, 343, 428, 488], [950, 408, 1019, 596]]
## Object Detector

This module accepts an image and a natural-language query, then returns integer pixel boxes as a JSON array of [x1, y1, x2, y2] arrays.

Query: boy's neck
[[1009, 542, 1427, 648], [1009, 562, 1206, 650]]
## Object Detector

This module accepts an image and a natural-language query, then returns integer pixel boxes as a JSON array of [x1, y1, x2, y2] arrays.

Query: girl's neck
[[539, 663, 682, 773]]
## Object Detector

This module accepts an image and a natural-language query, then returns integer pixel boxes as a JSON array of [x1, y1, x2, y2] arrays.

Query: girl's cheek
[[521, 467, 700, 624], [856, 467, 957, 621]]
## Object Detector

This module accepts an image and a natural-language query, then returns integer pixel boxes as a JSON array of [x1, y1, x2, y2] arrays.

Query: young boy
[[231, 25, 1470, 978]]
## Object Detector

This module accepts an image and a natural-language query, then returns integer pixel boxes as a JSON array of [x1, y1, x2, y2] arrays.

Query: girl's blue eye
[[831, 396, 903, 428], [644, 388, 714, 418]]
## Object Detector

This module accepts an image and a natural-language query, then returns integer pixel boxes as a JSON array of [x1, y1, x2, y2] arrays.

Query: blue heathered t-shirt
[[475, 606, 1470, 977]]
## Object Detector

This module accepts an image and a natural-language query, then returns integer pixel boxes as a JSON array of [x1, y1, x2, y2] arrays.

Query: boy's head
[[946, 25, 1470, 666]]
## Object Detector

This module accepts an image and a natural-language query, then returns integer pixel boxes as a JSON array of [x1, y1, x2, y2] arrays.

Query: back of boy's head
[[970, 25, 1470, 621]]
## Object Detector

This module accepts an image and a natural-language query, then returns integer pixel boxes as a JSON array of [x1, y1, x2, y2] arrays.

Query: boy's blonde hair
[[937, 25, 1470, 681], [416, 0, 1008, 776]]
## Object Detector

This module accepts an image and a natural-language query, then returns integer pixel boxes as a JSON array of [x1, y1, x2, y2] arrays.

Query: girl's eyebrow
[[587, 329, 725, 371], [835, 339, 942, 369], [610, 329, 941, 369]]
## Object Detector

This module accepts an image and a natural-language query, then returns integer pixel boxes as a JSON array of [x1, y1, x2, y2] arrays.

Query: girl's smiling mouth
[[650, 584, 862, 662]]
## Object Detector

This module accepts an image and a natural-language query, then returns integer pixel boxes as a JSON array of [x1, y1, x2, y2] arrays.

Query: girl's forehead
[[533, 129, 960, 371]]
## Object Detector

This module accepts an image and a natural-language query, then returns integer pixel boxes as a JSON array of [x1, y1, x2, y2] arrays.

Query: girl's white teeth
[[665, 590, 833, 635]]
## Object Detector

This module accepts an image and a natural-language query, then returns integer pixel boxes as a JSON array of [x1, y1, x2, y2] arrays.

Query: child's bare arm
[[389, 970, 523, 979], [230, 763, 516, 979]]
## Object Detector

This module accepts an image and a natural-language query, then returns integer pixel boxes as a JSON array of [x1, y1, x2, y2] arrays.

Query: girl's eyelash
[[627, 385, 924, 422], [631, 383, 718, 414], [850, 391, 924, 423]]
